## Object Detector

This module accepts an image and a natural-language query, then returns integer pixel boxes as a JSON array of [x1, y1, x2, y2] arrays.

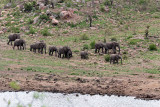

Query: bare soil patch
[[0, 70, 160, 100]]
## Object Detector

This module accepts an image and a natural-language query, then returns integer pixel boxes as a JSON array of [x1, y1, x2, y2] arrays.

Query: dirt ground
[[0, 70, 160, 100]]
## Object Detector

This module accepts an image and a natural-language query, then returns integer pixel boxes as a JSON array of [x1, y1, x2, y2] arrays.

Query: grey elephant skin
[[95, 42, 105, 53], [8, 34, 20, 45], [13, 39, 26, 50], [30, 41, 47, 54], [104, 42, 120, 54], [110, 54, 122, 64], [49, 46, 58, 56], [80, 51, 88, 59], [58, 46, 72, 59]]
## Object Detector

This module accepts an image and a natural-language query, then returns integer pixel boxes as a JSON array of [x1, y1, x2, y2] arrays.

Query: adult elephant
[[30, 41, 46, 54], [8, 34, 20, 45], [58, 46, 72, 59], [38, 41, 47, 54], [95, 42, 105, 53], [13, 39, 26, 50], [104, 42, 120, 54]]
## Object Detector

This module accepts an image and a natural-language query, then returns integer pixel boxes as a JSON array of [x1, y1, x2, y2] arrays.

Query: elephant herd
[[7, 34, 122, 64]]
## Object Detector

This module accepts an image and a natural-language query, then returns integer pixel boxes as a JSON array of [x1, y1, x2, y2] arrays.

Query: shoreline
[[0, 70, 160, 100]]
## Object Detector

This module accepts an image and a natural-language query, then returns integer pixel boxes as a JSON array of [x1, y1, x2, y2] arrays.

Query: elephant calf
[[80, 51, 88, 59], [49, 46, 58, 56], [8, 34, 20, 45], [13, 39, 26, 50], [110, 54, 122, 64]]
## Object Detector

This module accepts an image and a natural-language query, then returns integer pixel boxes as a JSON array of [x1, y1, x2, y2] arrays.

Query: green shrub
[[149, 44, 157, 51], [90, 41, 95, 49], [80, 34, 89, 40], [39, 14, 49, 22], [100, 5, 105, 12], [28, 18, 33, 24], [111, 37, 117, 42], [83, 44, 89, 50], [123, 55, 128, 60], [104, 55, 110, 62], [28, 26, 36, 34], [126, 35, 133, 39], [10, 27, 20, 33], [24, 2, 33, 12], [128, 39, 143, 45], [74, 50, 79, 53], [68, 22, 77, 28], [41, 28, 51, 36]]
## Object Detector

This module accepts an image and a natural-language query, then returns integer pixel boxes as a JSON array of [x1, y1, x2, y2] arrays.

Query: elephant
[[95, 42, 105, 53], [49, 46, 58, 56], [8, 34, 20, 45], [58, 46, 72, 59], [104, 42, 120, 54], [13, 39, 26, 50], [110, 54, 122, 64], [30, 41, 46, 54], [80, 51, 88, 59], [30, 43, 41, 53], [38, 41, 47, 54]]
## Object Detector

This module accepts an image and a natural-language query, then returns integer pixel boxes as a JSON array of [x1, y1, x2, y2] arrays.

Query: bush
[[104, 55, 110, 62], [24, 2, 33, 12], [80, 34, 89, 40], [10, 27, 20, 33], [28, 26, 36, 34], [39, 14, 49, 22], [41, 28, 51, 36], [28, 18, 33, 24], [149, 44, 157, 51], [128, 39, 143, 45], [90, 41, 95, 49], [83, 44, 89, 50], [111, 37, 117, 42], [100, 5, 105, 12]]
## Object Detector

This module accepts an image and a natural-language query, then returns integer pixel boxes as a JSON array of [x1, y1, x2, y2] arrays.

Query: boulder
[[60, 11, 73, 19], [0, 31, 4, 34], [52, 18, 59, 25], [33, 16, 39, 24], [39, 3, 46, 10], [4, 3, 12, 9]]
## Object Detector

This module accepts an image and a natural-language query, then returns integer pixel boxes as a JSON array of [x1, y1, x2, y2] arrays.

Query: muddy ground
[[0, 70, 160, 100]]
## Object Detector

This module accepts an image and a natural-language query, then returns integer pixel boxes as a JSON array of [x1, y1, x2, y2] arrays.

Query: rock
[[60, 10, 73, 19], [0, 31, 4, 34], [105, 6, 110, 12], [4, 3, 12, 9], [17, 4, 24, 11], [46, 10, 51, 16], [49, 16, 55, 20], [33, 16, 39, 24], [11, 21, 14, 24], [39, 3, 46, 10], [20, 19, 24, 23], [52, 18, 59, 25], [2, 27, 7, 33]]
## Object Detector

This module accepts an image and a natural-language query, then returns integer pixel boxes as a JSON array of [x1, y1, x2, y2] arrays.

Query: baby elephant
[[13, 39, 26, 50], [8, 34, 20, 45], [80, 51, 88, 59], [49, 46, 58, 56], [110, 54, 122, 64], [95, 42, 105, 53]]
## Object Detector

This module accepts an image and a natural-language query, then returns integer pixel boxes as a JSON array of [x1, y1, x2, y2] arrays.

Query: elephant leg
[[49, 51, 51, 55], [11, 41, 12, 45], [20, 46, 22, 50], [7, 40, 10, 45], [102, 48, 103, 53], [98, 49, 100, 53], [41, 49, 43, 54], [110, 59, 112, 64], [17, 46, 19, 50], [95, 48, 97, 53]]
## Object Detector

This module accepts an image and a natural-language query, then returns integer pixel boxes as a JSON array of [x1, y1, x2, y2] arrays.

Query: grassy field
[[0, 0, 160, 78]]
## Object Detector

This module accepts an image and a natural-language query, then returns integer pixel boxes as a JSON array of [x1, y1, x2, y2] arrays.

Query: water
[[0, 92, 160, 107]]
